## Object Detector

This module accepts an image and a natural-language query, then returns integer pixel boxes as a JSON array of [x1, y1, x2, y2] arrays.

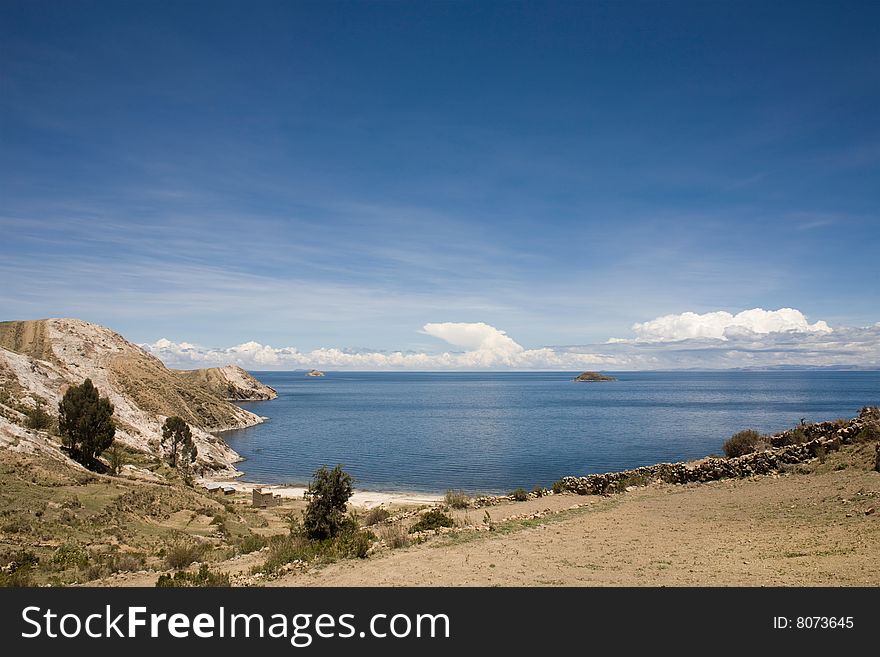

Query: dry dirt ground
[[271, 444, 880, 587], [5, 434, 878, 587]]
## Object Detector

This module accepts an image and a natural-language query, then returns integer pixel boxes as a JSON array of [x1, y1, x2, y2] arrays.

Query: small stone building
[[252, 487, 282, 508]]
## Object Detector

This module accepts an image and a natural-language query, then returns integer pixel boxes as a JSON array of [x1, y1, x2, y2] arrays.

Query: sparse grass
[[62, 495, 82, 509], [236, 534, 269, 554], [83, 549, 148, 580], [436, 496, 623, 550], [362, 507, 391, 526], [0, 449, 303, 585], [164, 542, 209, 570], [0, 549, 39, 587], [379, 523, 409, 549], [409, 509, 454, 533], [444, 489, 470, 509], [258, 526, 376, 574], [156, 563, 230, 587], [614, 472, 653, 492], [723, 429, 768, 457]]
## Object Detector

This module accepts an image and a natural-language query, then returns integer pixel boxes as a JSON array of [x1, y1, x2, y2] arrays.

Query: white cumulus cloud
[[142, 321, 617, 371], [141, 311, 880, 371], [615, 307, 833, 343], [422, 322, 524, 355]]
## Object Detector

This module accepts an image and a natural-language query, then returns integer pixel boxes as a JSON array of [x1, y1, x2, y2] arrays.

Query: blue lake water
[[222, 371, 880, 494]]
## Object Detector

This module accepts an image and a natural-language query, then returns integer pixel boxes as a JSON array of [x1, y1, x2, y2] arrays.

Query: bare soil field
[[272, 441, 880, 586]]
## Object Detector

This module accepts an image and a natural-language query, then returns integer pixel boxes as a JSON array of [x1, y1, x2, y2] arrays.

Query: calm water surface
[[222, 371, 880, 494]]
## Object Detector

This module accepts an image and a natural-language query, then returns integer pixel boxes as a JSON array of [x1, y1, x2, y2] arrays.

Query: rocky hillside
[[176, 365, 277, 401], [0, 318, 274, 474]]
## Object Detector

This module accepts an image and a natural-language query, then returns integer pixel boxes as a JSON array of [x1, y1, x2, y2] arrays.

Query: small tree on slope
[[58, 378, 115, 466], [161, 416, 197, 468]]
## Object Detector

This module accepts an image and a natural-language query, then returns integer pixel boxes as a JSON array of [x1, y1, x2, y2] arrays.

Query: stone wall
[[559, 406, 879, 496]]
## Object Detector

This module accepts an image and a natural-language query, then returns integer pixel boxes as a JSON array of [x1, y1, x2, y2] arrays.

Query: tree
[[161, 416, 197, 468], [107, 443, 125, 476], [58, 378, 115, 465], [303, 465, 353, 540], [24, 401, 53, 430]]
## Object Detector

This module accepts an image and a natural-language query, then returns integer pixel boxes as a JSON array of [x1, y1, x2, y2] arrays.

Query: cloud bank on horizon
[[610, 308, 833, 343], [142, 308, 880, 371]]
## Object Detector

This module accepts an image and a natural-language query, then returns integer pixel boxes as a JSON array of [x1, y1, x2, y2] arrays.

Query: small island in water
[[574, 371, 616, 382], [306, 369, 326, 377]]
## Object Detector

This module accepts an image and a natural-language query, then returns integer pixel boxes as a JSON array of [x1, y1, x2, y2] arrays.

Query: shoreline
[[204, 406, 880, 508], [199, 477, 444, 507]]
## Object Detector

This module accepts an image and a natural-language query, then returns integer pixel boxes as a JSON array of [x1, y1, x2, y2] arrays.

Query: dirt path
[[272, 465, 880, 587]]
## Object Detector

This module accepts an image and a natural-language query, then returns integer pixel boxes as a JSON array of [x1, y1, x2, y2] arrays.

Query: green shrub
[[24, 403, 52, 430], [303, 465, 353, 540], [363, 507, 391, 526], [723, 429, 767, 457], [261, 534, 323, 573], [551, 479, 566, 494], [236, 534, 269, 554], [83, 550, 146, 581], [0, 549, 39, 587], [340, 530, 374, 559], [2, 518, 30, 534], [61, 495, 82, 509], [106, 443, 126, 476], [614, 472, 652, 492], [444, 489, 470, 509], [855, 421, 880, 443], [164, 542, 209, 570], [259, 527, 375, 574], [778, 426, 810, 446], [110, 552, 145, 573], [510, 488, 529, 502], [409, 510, 454, 533], [156, 564, 230, 587], [51, 543, 90, 569]]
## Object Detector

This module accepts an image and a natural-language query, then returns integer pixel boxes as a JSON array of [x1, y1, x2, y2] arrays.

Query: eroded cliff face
[[0, 318, 273, 474]]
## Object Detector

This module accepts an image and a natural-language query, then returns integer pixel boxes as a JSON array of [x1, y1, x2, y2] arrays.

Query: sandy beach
[[200, 477, 443, 507]]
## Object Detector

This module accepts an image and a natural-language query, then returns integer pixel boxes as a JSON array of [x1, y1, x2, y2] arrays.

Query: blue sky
[[2, 1, 879, 368]]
